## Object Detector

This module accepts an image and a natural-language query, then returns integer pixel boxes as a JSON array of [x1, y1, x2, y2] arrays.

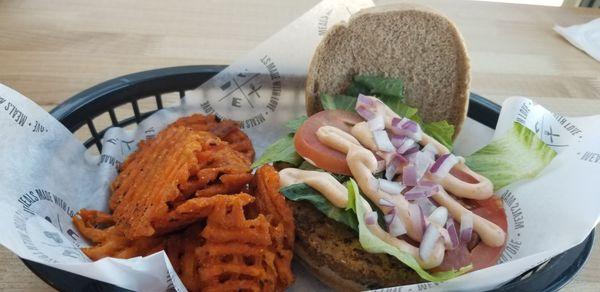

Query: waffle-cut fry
[[73, 210, 167, 261], [250, 165, 296, 289], [153, 194, 248, 235], [178, 139, 252, 198], [110, 126, 209, 239], [197, 193, 278, 292], [165, 224, 205, 292], [169, 114, 255, 161]]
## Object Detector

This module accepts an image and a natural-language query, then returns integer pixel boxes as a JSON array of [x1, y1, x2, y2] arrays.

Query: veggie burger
[[253, 4, 556, 291]]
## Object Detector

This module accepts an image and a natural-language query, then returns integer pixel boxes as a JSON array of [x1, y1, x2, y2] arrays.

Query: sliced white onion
[[420, 224, 441, 262], [373, 130, 395, 152], [430, 153, 460, 179], [402, 165, 418, 186], [389, 215, 407, 237], [460, 213, 474, 242], [445, 218, 459, 250], [378, 179, 405, 195], [396, 138, 417, 154], [428, 207, 448, 227], [365, 211, 378, 225], [368, 114, 385, 131], [378, 198, 395, 208]]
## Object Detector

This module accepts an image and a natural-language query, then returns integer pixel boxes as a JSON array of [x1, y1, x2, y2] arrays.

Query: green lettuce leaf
[[354, 75, 404, 98], [252, 115, 307, 168], [422, 120, 455, 150], [251, 134, 302, 168], [321, 93, 357, 111], [285, 115, 308, 133], [465, 122, 557, 191], [280, 183, 358, 231], [379, 95, 419, 121], [346, 178, 471, 282]]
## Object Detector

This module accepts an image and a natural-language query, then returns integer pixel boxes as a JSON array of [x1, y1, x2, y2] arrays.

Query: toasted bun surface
[[289, 200, 422, 290], [305, 4, 470, 136]]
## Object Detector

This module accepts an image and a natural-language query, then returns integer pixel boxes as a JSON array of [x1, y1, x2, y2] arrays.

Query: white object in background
[[554, 18, 600, 62]]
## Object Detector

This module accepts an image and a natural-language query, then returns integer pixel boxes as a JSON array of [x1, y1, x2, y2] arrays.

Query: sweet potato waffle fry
[[110, 126, 209, 239], [250, 165, 295, 289], [196, 193, 277, 292], [169, 114, 255, 161], [73, 114, 295, 291]]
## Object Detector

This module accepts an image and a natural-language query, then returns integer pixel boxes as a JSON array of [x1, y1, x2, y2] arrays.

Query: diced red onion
[[390, 135, 407, 148], [415, 151, 434, 179], [373, 130, 395, 152], [460, 213, 474, 242], [445, 218, 459, 250], [356, 105, 375, 121], [402, 165, 418, 186], [428, 207, 448, 227], [378, 179, 405, 195], [365, 211, 378, 225], [367, 114, 385, 131], [430, 153, 459, 179], [403, 146, 419, 156], [391, 117, 422, 140], [422, 143, 438, 157], [404, 186, 431, 200], [396, 138, 417, 154], [419, 205, 427, 234], [408, 203, 424, 240], [378, 198, 395, 208], [375, 159, 386, 173], [420, 224, 441, 262], [415, 197, 437, 216], [389, 215, 407, 237], [385, 154, 407, 180], [384, 208, 396, 224], [401, 119, 419, 132], [357, 93, 375, 106]]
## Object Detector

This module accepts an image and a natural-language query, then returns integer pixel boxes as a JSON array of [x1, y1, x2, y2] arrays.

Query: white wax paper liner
[[1, 0, 599, 291]]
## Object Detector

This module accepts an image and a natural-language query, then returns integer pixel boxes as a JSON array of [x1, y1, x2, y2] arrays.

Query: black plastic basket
[[21, 65, 594, 291]]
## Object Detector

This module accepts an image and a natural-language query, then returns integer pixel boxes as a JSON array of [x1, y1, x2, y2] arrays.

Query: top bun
[[305, 4, 470, 136]]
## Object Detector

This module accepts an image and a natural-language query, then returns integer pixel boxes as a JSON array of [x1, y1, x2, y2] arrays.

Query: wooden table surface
[[1, 0, 599, 291]]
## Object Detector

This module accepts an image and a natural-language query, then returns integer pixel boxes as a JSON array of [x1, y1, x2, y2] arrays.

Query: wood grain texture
[[0, 0, 599, 291]]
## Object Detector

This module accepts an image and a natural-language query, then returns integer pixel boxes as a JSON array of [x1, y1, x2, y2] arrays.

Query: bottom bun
[[288, 200, 422, 291]]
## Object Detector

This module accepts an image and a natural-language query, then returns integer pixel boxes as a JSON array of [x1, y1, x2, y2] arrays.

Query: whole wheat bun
[[305, 3, 470, 136]]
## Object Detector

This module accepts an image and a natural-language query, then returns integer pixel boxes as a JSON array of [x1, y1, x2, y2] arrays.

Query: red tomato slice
[[434, 196, 508, 272], [294, 110, 364, 175]]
